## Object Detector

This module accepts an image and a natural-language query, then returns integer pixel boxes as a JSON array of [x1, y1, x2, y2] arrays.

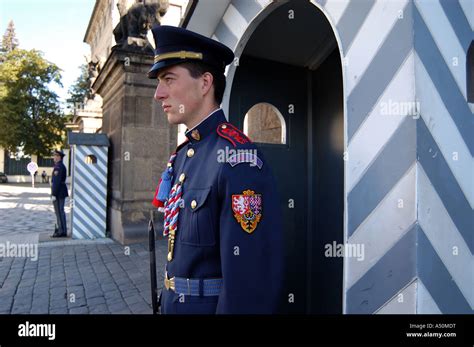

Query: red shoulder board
[[217, 123, 251, 147]]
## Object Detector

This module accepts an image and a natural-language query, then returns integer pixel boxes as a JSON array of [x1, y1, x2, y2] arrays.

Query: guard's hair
[[180, 61, 226, 105]]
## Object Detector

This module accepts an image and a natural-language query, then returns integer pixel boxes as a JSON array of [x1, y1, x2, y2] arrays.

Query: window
[[243, 103, 286, 144], [38, 156, 54, 167], [84, 155, 97, 164], [4, 152, 29, 175]]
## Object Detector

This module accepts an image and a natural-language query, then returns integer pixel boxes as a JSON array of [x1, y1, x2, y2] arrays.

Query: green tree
[[0, 48, 65, 157], [66, 62, 90, 114], [0, 20, 19, 56]]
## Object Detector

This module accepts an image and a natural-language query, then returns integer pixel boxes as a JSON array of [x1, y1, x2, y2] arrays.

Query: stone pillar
[[93, 48, 177, 244]]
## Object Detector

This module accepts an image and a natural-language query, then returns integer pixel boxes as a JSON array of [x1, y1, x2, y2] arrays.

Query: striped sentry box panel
[[71, 145, 108, 240], [210, 0, 473, 314]]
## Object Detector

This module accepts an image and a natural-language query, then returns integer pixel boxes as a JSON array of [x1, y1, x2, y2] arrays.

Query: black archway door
[[230, 56, 308, 314], [229, 0, 344, 314]]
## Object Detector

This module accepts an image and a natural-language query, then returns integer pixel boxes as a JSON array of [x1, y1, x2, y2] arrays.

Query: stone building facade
[[82, 0, 188, 244]]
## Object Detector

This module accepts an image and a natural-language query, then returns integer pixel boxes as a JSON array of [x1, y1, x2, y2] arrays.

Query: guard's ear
[[201, 72, 214, 97]]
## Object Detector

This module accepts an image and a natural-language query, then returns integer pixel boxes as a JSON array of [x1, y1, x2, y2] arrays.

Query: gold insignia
[[191, 129, 200, 141]]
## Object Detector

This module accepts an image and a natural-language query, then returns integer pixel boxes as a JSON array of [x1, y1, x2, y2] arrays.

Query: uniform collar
[[185, 108, 226, 144]]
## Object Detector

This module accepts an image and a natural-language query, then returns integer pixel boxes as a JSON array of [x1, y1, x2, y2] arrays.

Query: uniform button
[[191, 200, 197, 209], [221, 124, 227, 129], [187, 148, 195, 157], [179, 173, 186, 183]]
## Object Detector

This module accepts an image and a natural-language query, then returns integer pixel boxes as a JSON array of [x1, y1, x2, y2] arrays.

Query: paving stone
[[87, 296, 106, 306], [32, 294, 49, 304], [67, 297, 87, 309], [124, 295, 143, 306], [29, 303, 49, 314], [0, 184, 167, 314], [128, 302, 151, 314], [49, 298, 68, 309], [11, 305, 31, 314], [49, 287, 67, 297], [108, 302, 131, 314], [104, 290, 122, 300], [49, 307, 68, 314], [89, 304, 109, 314], [69, 306, 89, 314], [85, 289, 103, 299], [121, 289, 140, 299]]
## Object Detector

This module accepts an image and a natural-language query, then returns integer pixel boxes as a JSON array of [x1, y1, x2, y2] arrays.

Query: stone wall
[[93, 48, 176, 244]]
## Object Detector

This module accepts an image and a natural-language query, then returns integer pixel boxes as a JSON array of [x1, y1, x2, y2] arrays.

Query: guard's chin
[[167, 113, 183, 125]]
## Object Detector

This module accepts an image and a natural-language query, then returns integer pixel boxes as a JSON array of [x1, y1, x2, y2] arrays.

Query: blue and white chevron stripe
[[209, 0, 473, 314], [71, 145, 108, 240]]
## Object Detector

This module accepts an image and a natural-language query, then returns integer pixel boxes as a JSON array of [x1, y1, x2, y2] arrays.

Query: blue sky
[[0, 0, 96, 104]]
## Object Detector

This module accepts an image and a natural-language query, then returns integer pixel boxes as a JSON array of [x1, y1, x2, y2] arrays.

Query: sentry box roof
[[68, 132, 110, 147]]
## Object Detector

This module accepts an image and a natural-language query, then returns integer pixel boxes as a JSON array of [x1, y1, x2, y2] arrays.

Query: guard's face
[[154, 65, 203, 126], [53, 154, 61, 163]]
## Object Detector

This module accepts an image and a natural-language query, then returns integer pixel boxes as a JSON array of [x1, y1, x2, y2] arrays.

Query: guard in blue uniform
[[51, 150, 68, 237], [149, 25, 283, 314]]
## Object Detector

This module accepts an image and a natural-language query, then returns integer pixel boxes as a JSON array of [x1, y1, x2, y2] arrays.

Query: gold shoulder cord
[[167, 227, 176, 261]]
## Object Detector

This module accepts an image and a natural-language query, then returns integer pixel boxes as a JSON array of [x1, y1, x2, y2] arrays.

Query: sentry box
[[182, 0, 472, 314], [67, 132, 110, 240]]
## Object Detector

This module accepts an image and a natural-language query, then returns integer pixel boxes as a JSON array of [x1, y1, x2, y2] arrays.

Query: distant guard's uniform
[[149, 26, 283, 314], [51, 150, 68, 237]]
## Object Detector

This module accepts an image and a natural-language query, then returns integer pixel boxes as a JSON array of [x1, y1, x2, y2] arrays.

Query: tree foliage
[[1, 20, 19, 56], [0, 47, 65, 157], [67, 62, 90, 113]]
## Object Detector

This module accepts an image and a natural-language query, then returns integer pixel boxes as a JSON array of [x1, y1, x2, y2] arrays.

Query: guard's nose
[[154, 82, 167, 102]]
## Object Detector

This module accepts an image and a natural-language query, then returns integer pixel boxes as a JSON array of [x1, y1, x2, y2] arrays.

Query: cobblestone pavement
[[0, 183, 70, 238], [0, 183, 167, 314]]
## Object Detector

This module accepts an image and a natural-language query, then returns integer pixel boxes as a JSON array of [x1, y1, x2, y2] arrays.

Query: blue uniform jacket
[[51, 160, 68, 198], [160, 108, 283, 314]]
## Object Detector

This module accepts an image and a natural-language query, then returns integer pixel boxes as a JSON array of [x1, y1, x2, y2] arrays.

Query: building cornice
[[84, 0, 107, 44]]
